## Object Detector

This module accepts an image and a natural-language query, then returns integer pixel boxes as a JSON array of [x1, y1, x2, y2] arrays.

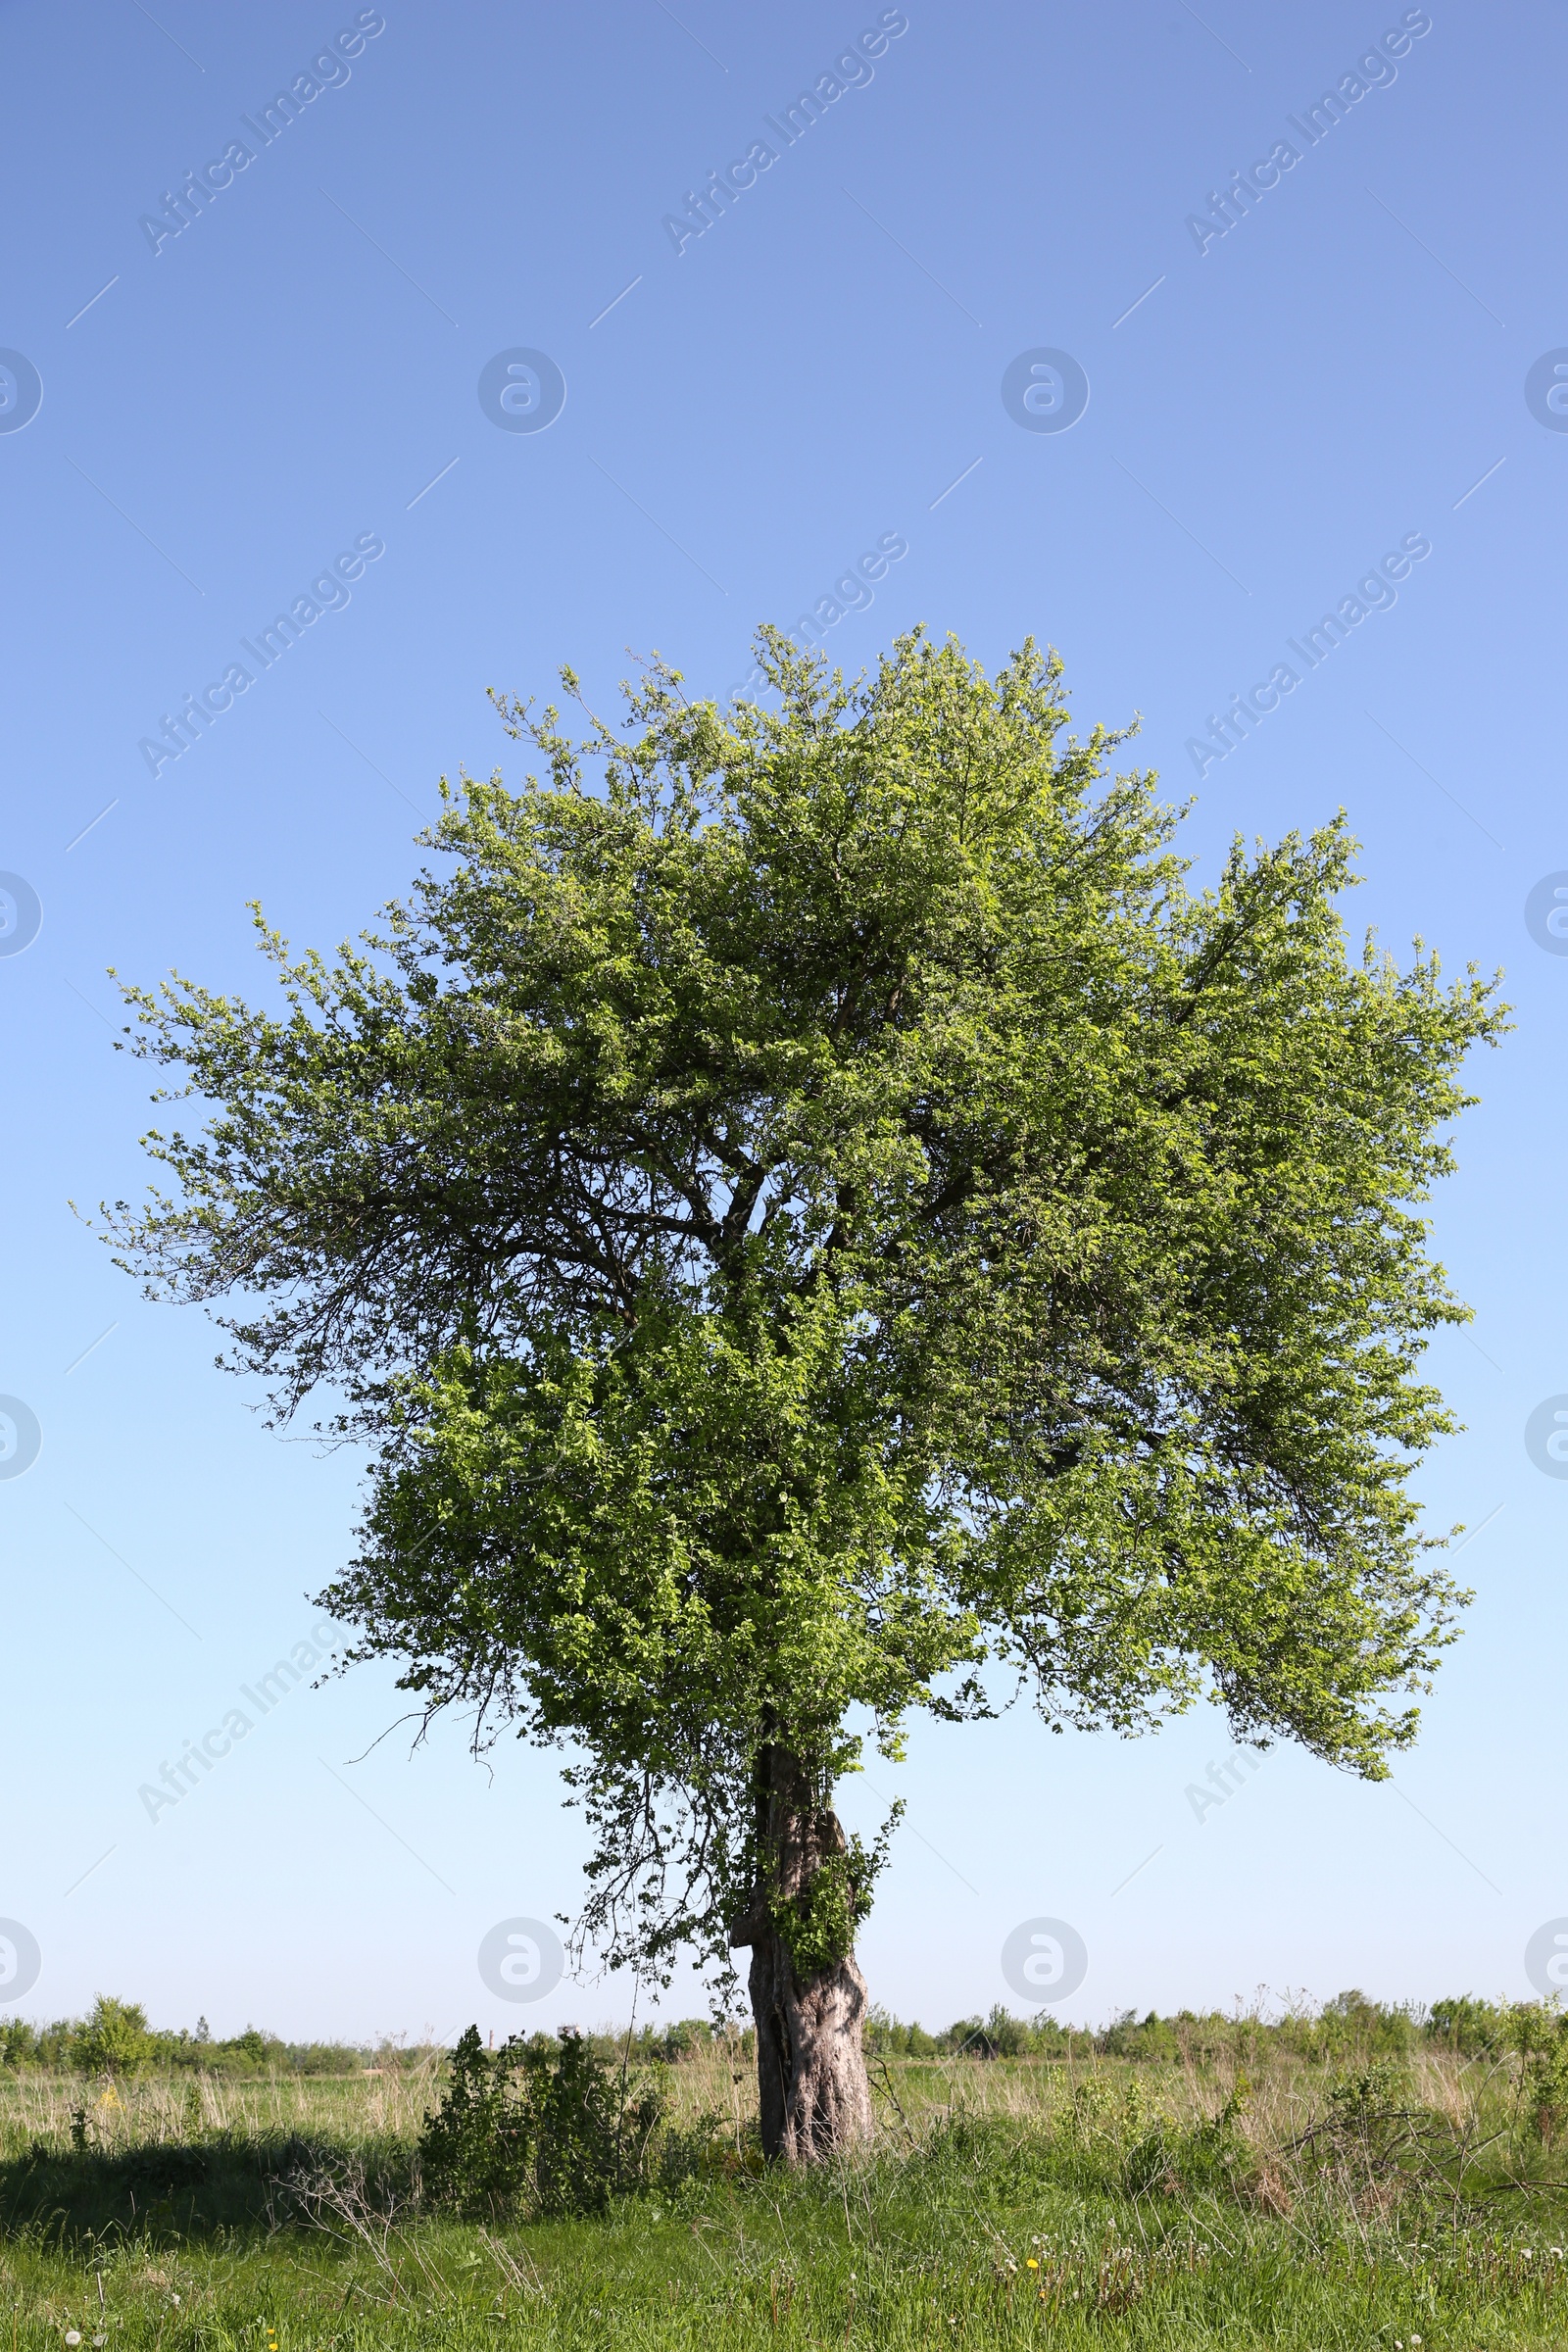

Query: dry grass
[[0, 2058, 442, 2153], [0, 2033, 1497, 2164]]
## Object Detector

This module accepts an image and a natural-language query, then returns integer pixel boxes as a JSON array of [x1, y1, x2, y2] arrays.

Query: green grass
[[4, 2046, 1568, 2348]]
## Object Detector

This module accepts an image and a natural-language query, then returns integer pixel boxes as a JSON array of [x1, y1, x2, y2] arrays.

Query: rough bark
[[729, 1742, 875, 2164], [746, 1928, 873, 2163]]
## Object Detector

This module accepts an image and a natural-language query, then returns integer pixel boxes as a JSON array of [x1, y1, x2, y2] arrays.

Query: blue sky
[[1, 0, 1563, 2043]]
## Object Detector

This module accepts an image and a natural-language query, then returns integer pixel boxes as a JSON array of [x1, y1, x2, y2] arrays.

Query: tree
[[74, 1994, 153, 2080], [107, 630, 1501, 2160]]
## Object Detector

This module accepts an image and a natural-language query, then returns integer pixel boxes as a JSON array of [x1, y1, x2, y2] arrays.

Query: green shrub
[[1125, 2080, 1252, 2198], [1314, 1989, 1420, 2060], [74, 1997, 153, 2080], [1428, 1994, 1506, 2055], [1507, 2004, 1568, 2144], [417, 2025, 667, 2220], [416, 2027, 531, 2215], [636, 2018, 711, 2063]]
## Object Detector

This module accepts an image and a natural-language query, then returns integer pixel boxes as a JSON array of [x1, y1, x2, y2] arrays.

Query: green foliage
[[416, 2027, 530, 2216], [0, 2004, 419, 2079], [416, 2024, 667, 2220], [768, 1820, 895, 1976], [11, 1987, 1497, 2095], [1125, 2081, 1251, 2198], [769, 1845, 858, 1980], [1428, 1992, 1506, 2054], [647, 2015, 733, 2061], [107, 628, 1503, 1989], [863, 2006, 941, 2058], [1313, 1986, 1419, 2057], [939, 2005, 1045, 2059], [12, 2089, 1568, 2352], [1320, 2056, 1407, 2135], [977, 2005, 1032, 2059], [1508, 2003, 1568, 2143], [872, 1992, 1520, 2071], [1101, 2010, 1180, 2063], [74, 1997, 153, 2080], [528, 2028, 664, 2218], [13, 2031, 1568, 2348]]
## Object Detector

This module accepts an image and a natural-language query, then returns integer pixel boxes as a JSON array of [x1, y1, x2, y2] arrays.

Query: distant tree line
[[0, 1991, 1530, 2078], [0, 1996, 387, 2077], [866, 1990, 1522, 2064]]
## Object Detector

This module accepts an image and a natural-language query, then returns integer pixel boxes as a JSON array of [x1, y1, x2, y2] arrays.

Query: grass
[[4, 2040, 1568, 2348]]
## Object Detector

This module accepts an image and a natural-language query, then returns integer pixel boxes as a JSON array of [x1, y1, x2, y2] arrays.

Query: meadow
[[5, 1999, 1568, 2349]]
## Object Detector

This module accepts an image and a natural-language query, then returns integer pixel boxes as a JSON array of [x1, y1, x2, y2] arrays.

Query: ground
[[3, 2036, 1567, 2348]]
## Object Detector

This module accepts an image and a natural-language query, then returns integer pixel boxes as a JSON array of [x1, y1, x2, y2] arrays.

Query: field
[[5, 2026, 1568, 2350]]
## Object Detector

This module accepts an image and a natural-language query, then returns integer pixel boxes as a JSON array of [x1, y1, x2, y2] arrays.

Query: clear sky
[[0, 0, 1562, 2045]]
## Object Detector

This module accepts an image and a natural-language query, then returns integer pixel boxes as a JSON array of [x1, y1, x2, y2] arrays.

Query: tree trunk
[[746, 1926, 873, 2163], [730, 1742, 874, 2164]]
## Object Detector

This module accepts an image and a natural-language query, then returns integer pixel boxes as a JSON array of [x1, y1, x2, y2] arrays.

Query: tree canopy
[[109, 628, 1501, 2019]]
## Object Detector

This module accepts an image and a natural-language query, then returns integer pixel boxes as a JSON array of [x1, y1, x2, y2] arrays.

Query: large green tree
[[109, 632, 1499, 2160]]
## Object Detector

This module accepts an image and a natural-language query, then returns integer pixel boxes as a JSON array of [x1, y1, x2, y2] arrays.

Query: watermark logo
[[0, 1398, 41, 1481], [0, 1921, 41, 2003], [1001, 349, 1090, 435], [1525, 874, 1568, 954], [1525, 1396, 1568, 1478], [1185, 1745, 1262, 1823], [0, 351, 43, 435], [1523, 874, 1568, 955], [477, 1917, 564, 2002], [661, 13, 909, 258], [137, 1621, 338, 1821], [138, 12, 387, 257], [0, 873, 42, 957], [728, 530, 910, 700], [477, 350, 565, 434], [1000, 1916, 1088, 2004], [1526, 1919, 1568, 1998], [138, 533, 386, 779], [1184, 13, 1432, 258], [1525, 351, 1568, 434], [1186, 531, 1431, 777]]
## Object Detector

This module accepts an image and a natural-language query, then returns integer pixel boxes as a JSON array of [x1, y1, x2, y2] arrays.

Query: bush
[[1427, 1994, 1506, 2055], [1314, 1989, 1419, 2060], [417, 2025, 667, 2220], [1507, 2004, 1568, 2144], [1101, 2009, 1181, 2064], [1319, 2057, 1407, 2137], [74, 1997, 153, 2080], [633, 2017, 730, 2064], [1125, 2082, 1251, 2199], [863, 2007, 939, 2059], [416, 2028, 530, 2215]]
